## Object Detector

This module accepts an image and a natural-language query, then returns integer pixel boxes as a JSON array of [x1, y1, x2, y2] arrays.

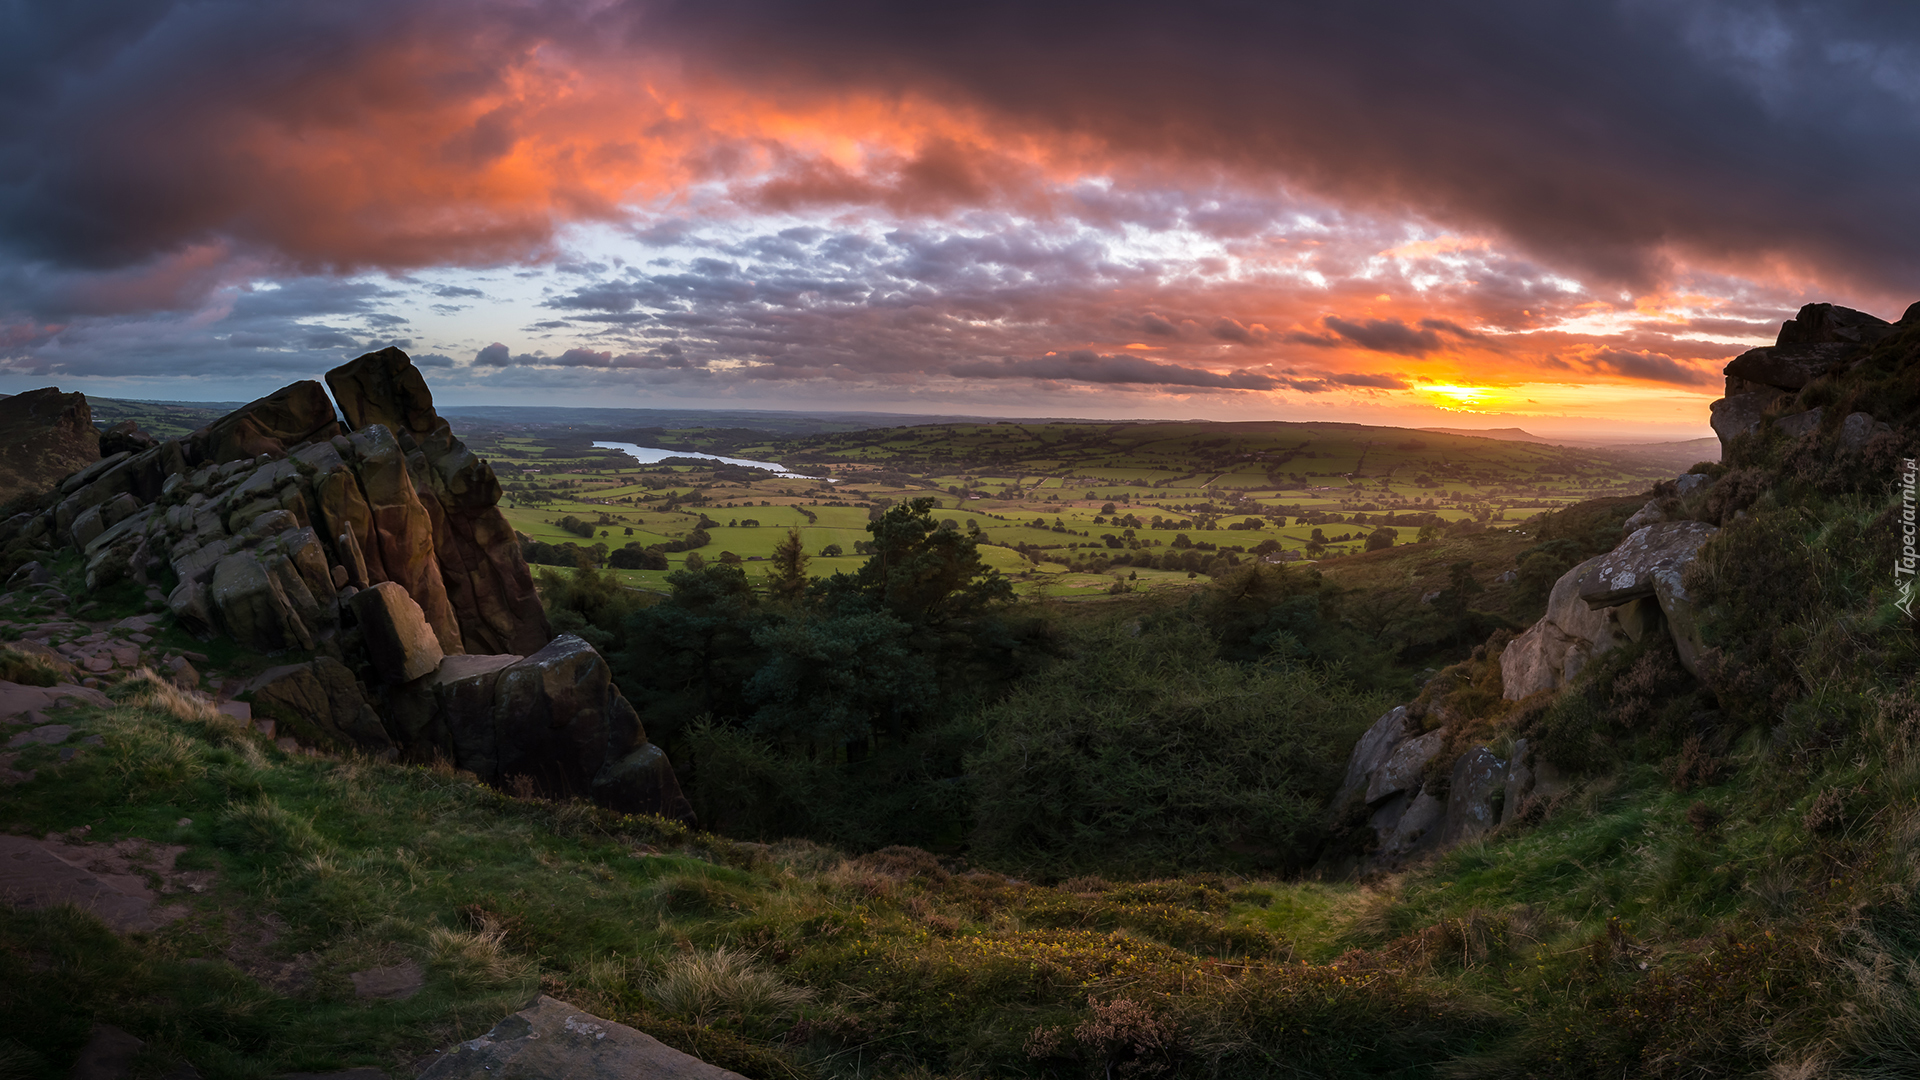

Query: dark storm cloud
[[1287, 316, 1485, 357], [643, 0, 1920, 295]]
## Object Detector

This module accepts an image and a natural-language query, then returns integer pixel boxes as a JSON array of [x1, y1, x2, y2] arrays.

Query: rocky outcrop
[[1709, 302, 1895, 454], [1500, 554, 1643, 699], [1572, 520, 1718, 679], [419, 995, 748, 1080], [0, 388, 99, 509], [327, 348, 549, 655], [0, 350, 688, 822], [1329, 706, 1517, 872]]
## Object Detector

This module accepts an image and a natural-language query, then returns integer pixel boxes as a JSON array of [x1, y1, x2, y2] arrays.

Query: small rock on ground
[[348, 960, 424, 1001], [418, 995, 748, 1080]]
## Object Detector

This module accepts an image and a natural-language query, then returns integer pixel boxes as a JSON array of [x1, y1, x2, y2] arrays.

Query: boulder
[[1441, 747, 1507, 846], [595, 743, 696, 822], [381, 652, 521, 767], [417, 995, 748, 1080], [490, 635, 626, 797], [327, 348, 550, 655], [1373, 790, 1445, 865], [1840, 411, 1892, 454], [459, 634, 693, 818], [1575, 521, 1720, 609], [349, 582, 444, 684], [1365, 727, 1447, 805], [243, 657, 390, 753], [187, 380, 341, 466], [1500, 554, 1640, 699], [1775, 301, 1891, 346], [1776, 408, 1824, 439], [1709, 390, 1783, 448], [1333, 706, 1411, 809], [1724, 342, 1858, 392], [0, 387, 99, 507], [1622, 500, 1664, 532]]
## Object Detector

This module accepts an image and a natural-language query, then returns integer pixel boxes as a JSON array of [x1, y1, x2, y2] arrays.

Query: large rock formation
[[1709, 301, 1902, 453], [0, 350, 687, 822], [326, 348, 549, 655], [0, 388, 99, 508]]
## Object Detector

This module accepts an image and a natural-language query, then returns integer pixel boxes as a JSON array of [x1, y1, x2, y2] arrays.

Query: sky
[[3, 1, 1918, 439]]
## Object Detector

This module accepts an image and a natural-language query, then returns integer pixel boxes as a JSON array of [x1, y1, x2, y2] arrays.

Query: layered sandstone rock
[[326, 347, 549, 655], [0, 349, 687, 822]]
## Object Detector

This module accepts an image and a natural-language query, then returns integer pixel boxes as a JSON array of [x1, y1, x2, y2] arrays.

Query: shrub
[[967, 622, 1385, 875]]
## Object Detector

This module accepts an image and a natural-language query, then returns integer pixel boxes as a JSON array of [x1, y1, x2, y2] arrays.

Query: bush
[[966, 622, 1386, 875]]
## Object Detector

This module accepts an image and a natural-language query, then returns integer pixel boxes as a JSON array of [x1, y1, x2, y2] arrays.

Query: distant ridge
[[1417, 426, 1553, 444]]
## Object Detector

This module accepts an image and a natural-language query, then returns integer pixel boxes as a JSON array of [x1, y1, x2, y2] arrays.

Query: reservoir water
[[592, 441, 801, 474]]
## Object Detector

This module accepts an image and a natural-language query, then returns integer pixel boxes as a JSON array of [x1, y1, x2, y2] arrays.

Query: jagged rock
[[342, 425, 464, 653], [1575, 521, 1719, 608], [1333, 706, 1411, 809], [0, 387, 99, 507], [59, 451, 131, 497], [1441, 747, 1507, 846], [187, 380, 340, 465], [243, 658, 390, 753], [418, 995, 747, 1080], [327, 348, 550, 655], [1365, 727, 1447, 804], [1651, 559, 1708, 679], [1674, 473, 1709, 498], [350, 582, 444, 684]]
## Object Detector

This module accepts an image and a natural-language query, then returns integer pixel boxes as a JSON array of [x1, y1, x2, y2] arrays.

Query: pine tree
[[767, 528, 809, 603]]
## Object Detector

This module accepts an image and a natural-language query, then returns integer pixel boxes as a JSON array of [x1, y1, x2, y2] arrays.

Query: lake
[[592, 441, 801, 474]]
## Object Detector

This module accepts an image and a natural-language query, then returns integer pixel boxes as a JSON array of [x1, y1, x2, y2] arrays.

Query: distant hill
[[1596, 436, 1721, 473], [1417, 426, 1554, 443]]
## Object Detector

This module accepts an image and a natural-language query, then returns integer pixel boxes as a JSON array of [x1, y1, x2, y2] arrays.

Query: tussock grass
[[645, 946, 814, 1028]]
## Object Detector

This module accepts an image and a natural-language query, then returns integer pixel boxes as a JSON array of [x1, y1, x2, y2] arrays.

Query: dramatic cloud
[[0, 0, 1906, 430]]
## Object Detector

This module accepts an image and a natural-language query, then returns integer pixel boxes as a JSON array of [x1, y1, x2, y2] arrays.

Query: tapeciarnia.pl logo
[[1900, 457, 1918, 619]]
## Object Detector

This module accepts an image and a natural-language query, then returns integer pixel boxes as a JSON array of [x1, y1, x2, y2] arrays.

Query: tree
[[820, 543, 844, 557], [685, 551, 706, 571], [1365, 527, 1399, 552], [840, 497, 1012, 623], [767, 528, 810, 604], [1101, 502, 1118, 515]]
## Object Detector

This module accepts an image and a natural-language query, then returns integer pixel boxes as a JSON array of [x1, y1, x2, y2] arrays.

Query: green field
[[452, 419, 1678, 597]]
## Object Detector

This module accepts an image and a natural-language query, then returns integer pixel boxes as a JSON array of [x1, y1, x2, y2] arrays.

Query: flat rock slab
[[5, 722, 72, 747], [419, 995, 749, 1080], [274, 1070, 389, 1079], [0, 834, 202, 931], [349, 960, 424, 1000], [0, 679, 110, 718], [1575, 520, 1719, 609]]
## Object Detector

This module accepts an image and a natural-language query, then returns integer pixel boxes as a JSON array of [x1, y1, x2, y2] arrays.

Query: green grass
[[0, 694, 1508, 1079]]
